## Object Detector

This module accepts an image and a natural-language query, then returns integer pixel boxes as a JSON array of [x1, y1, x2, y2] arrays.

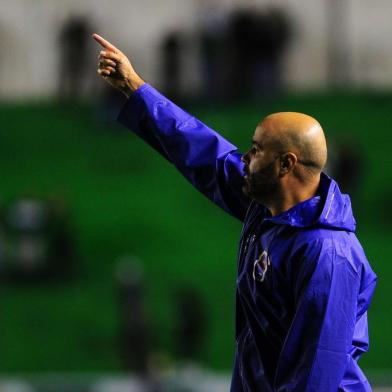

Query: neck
[[267, 175, 320, 216]]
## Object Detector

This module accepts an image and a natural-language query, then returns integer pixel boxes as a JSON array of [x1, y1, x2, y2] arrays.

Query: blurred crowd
[[0, 197, 208, 392], [58, 6, 292, 104]]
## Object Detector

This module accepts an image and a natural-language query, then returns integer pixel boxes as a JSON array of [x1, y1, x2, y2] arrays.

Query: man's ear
[[279, 152, 297, 175]]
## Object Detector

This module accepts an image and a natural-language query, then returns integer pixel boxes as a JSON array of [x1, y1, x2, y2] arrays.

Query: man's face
[[242, 124, 281, 202]]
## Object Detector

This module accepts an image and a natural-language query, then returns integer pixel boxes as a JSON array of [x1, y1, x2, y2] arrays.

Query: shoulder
[[291, 228, 366, 277]]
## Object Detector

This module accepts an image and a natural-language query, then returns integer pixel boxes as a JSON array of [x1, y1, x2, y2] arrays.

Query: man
[[93, 33, 377, 392]]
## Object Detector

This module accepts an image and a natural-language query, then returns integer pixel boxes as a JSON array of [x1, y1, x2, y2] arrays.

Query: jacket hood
[[267, 173, 356, 232]]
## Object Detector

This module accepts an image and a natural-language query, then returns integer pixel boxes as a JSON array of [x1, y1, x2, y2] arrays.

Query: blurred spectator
[[58, 15, 91, 101], [173, 287, 207, 361], [0, 196, 76, 283], [48, 197, 77, 279], [327, 138, 365, 210], [116, 257, 151, 373], [227, 7, 292, 99], [161, 31, 182, 99], [115, 257, 164, 392]]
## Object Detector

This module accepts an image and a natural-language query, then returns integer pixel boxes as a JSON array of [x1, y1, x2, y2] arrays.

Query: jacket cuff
[[117, 83, 154, 129]]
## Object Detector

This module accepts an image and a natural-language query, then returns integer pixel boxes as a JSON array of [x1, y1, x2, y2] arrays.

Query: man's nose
[[241, 152, 249, 164]]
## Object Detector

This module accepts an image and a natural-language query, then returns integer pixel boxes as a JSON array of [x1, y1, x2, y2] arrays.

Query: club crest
[[253, 250, 271, 282]]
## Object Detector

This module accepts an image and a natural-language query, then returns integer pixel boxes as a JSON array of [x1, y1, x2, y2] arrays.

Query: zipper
[[243, 234, 256, 254]]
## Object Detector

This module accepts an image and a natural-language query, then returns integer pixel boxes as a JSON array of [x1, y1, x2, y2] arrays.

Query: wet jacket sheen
[[118, 84, 377, 392]]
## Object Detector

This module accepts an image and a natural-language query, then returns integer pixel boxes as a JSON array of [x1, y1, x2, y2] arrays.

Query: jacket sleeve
[[117, 84, 251, 221], [274, 239, 360, 392]]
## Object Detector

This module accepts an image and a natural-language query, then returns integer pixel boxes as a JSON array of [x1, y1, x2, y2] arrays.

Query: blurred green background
[[1, 91, 390, 374]]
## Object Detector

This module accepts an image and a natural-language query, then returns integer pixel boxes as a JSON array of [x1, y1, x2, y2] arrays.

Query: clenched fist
[[92, 33, 145, 98]]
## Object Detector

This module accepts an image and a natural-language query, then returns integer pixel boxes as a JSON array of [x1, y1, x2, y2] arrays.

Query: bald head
[[242, 112, 327, 213], [256, 112, 327, 175]]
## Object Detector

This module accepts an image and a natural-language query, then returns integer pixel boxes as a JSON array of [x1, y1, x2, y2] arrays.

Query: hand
[[92, 33, 145, 98]]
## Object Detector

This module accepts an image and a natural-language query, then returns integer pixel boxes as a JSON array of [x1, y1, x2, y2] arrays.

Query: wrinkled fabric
[[118, 84, 377, 392]]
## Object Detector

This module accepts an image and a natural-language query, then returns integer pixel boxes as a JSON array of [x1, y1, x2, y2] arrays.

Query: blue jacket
[[118, 84, 377, 392]]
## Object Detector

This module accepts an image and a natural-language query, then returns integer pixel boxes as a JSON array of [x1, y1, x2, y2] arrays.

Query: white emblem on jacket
[[253, 250, 271, 282]]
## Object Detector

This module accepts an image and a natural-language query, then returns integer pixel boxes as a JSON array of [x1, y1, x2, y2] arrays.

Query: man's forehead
[[253, 122, 273, 143]]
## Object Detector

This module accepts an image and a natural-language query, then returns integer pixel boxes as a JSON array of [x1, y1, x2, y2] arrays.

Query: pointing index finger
[[92, 33, 120, 53]]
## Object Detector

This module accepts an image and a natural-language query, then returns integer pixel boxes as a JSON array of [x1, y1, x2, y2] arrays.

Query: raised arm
[[93, 34, 251, 221]]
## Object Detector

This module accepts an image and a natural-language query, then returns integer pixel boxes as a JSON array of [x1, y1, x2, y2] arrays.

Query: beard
[[242, 160, 279, 204]]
